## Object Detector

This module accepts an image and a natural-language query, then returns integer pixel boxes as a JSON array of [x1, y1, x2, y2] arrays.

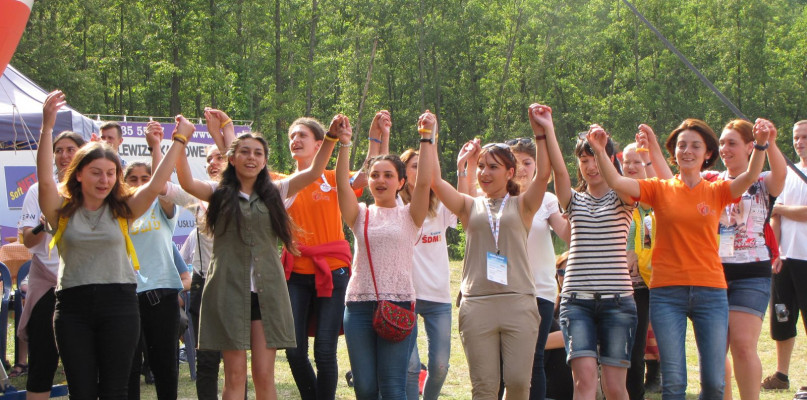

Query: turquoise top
[[130, 200, 182, 292]]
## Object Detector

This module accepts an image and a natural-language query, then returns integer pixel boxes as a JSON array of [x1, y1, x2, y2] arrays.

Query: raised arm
[[205, 108, 236, 154], [430, 135, 474, 226], [408, 111, 437, 227], [37, 91, 65, 225], [729, 119, 770, 199], [519, 103, 553, 227], [635, 130, 656, 179], [336, 122, 359, 228], [286, 115, 341, 197], [537, 106, 572, 211], [456, 139, 481, 197], [638, 124, 673, 179], [588, 126, 640, 200], [176, 142, 214, 202], [759, 119, 787, 197], [145, 122, 175, 218], [127, 115, 195, 218]]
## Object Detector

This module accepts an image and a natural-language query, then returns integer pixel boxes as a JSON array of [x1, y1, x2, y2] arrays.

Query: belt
[[560, 292, 630, 300], [138, 288, 179, 306]]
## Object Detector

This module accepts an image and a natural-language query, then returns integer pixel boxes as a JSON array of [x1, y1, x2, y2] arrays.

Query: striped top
[[562, 189, 634, 295]]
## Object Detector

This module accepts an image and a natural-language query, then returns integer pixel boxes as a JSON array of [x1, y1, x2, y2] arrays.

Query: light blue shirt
[[130, 200, 182, 292]]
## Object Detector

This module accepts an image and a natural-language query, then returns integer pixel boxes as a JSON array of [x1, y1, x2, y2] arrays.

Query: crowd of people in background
[[10, 88, 807, 400]]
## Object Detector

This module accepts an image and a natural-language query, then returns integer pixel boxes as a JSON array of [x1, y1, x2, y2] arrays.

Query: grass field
[[6, 260, 806, 399]]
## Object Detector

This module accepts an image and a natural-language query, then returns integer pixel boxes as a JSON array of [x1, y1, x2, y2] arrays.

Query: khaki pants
[[459, 293, 540, 400]]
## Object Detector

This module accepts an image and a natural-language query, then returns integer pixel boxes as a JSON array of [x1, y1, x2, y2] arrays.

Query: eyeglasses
[[505, 138, 533, 146], [482, 143, 510, 150]]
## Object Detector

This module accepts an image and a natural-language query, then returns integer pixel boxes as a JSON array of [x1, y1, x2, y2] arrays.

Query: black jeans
[[54, 284, 140, 400], [26, 288, 60, 392], [627, 287, 650, 400], [129, 288, 181, 400], [285, 268, 349, 400], [190, 272, 221, 400]]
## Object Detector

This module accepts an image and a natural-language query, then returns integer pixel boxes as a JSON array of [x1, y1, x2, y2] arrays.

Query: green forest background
[[11, 0, 807, 177]]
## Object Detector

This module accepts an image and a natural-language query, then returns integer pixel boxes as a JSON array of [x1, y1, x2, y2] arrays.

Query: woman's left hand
[[753, 118, 773, 145], [175, 115, 195, 140]]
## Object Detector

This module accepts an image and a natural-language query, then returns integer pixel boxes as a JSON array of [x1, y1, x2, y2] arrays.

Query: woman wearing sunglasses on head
[[429, 104, 551, 399]]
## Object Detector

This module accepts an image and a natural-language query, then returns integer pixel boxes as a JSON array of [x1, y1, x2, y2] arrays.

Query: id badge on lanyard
[[484, 194, 510, 285]]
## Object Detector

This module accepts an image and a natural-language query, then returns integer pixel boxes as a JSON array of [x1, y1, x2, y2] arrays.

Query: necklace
[[80, 205, 105, 231]]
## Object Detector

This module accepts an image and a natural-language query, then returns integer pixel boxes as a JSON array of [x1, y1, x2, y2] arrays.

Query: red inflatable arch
[[0, 0, 33, 74]]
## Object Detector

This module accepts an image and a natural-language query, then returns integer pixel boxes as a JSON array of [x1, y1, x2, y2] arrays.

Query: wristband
[[324, 134, 339, 143], [418, 128, 432, 135], [754, 141, 769, 151], [534, 135, 546, 141], [457, 170, 467, 177], [420, 137, 433, 144], [340, 141, 353, 148], [172, 134, 188, 145], [221, 118, 233, 127], [368, 137, 382, 144]]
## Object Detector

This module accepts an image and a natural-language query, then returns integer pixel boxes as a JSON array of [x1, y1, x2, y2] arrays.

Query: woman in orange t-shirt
[[586, 118, 771, 400]]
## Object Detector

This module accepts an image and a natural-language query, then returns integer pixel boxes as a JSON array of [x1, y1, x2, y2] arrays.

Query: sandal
[[8, 363, 28, 378]]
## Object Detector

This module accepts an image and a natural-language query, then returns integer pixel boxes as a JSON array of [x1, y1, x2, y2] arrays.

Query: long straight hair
[[205, 133, 296, 254]]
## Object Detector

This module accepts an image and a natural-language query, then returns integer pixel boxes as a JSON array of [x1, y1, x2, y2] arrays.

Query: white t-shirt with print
[[412, 203, 457, 303]]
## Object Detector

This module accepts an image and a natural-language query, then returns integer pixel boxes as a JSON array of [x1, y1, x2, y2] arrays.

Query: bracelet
[[457, 170, 467, 177], [368, 137, 382, 144], [172, 134, 188, 145], [340, 141, 353, 148], [754, 141, 769, 151], [420, 137, 433, 144], [324, 134, 339, 143], [418, 128, 432, 135], [220, 118, 233, 127], [534, 135, 547, 141], [147, 146, 153, 153]]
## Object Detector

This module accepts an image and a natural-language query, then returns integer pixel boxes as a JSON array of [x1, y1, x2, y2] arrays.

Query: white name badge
[[718, 226, 735, 258], [320, 182, 332, 192], [486, 252, 508, 285]]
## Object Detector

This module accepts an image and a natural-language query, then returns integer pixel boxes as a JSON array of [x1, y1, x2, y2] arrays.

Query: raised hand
[[174, 115, 195, 140], [329, 114, 353, 144], [528, 103, 554, 137], [754, 118, 775, 144], [43, 90, 67, 133], [586, 124, 609, 153], [754, 118, 778, 144], [145, 121, 164, 149], [418, 110, 437, 136], [369, 110, 391, 138]]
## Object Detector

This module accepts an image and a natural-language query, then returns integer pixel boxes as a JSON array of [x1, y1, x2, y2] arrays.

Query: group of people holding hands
[[16, 87, 806, 400]]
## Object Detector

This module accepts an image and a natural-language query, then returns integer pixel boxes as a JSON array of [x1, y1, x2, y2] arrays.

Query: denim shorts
[[559, 294, 637, 367], [727, 276, 770, 319]]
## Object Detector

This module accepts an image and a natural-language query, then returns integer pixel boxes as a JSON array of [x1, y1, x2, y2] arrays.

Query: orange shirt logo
[[696, 202, 712, 216]]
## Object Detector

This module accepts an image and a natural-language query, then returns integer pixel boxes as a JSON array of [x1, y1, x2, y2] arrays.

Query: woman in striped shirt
[[543, 123, 637, 400]]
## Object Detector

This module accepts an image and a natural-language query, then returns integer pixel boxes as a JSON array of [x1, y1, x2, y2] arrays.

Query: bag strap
[[364, 207, 381, 302]]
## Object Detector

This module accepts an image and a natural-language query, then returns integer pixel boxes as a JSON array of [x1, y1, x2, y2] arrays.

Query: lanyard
[[483, 193, 510, 254]]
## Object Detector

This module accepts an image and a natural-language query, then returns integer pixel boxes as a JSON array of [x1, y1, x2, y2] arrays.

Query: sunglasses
[[505, 138, 533, 146], [482, 143, 510, 150]]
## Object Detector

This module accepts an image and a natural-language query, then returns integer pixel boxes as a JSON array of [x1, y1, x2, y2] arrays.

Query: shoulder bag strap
[[364, 207, 381, 302]]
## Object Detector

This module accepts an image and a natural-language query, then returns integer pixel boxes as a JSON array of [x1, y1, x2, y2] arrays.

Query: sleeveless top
[[461, 196, 533, 297]]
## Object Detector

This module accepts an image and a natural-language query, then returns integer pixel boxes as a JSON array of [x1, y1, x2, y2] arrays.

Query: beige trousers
[[459, 293, 540, 400]]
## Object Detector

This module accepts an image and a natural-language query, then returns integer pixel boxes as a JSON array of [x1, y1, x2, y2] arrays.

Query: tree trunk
[[350, 37, 379, 166], [305, 0, 318, 115]]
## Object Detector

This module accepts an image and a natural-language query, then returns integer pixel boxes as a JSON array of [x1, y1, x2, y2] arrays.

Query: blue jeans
[[286, 268, 349, 400], [405, 300, 452, 400], [345, 301, 417, 400], [559, 294, 637, 367], [650, 286, 728, 400]]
